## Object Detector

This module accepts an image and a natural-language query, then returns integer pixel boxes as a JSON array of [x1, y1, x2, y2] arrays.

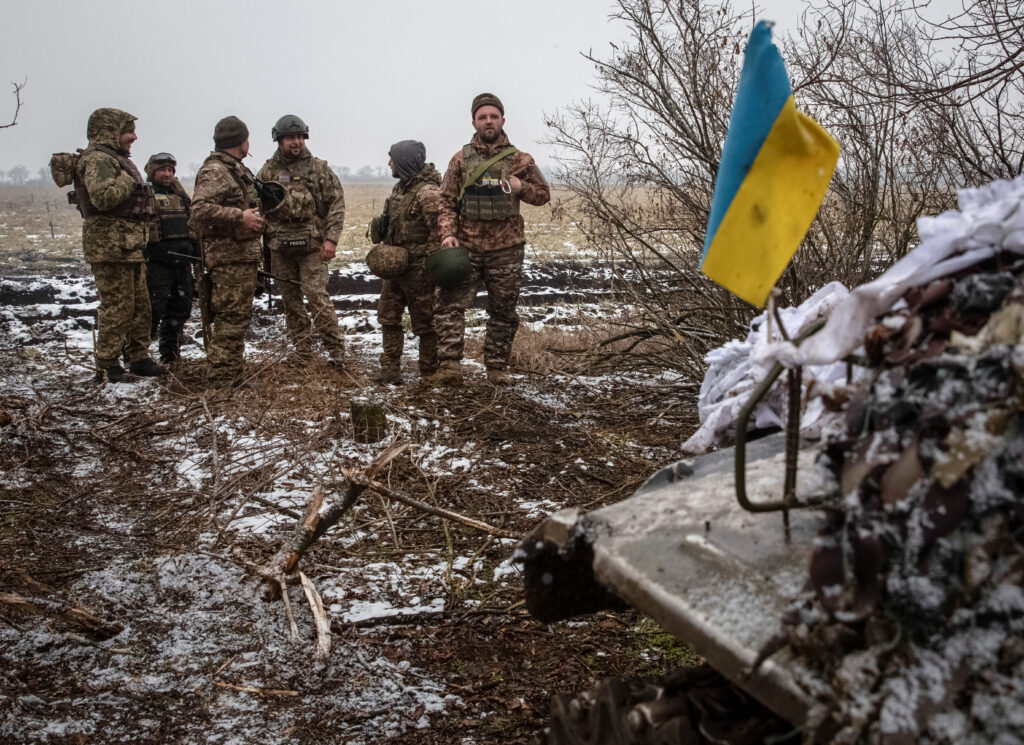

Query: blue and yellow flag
[[701, 21, 839, 307]]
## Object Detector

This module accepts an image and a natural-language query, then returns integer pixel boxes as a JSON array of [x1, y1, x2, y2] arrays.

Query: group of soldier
[[67, 93, 551, 390]]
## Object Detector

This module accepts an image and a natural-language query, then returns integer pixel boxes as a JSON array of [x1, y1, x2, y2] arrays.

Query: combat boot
[[129, 359, 164, 377], [486, 368, 510, 386], [377, 357, 402, 385], [105, 365, 138, 384], [327, 350, 346, 371], [433, 359, 464, 386], [418, 332, 439, 381]]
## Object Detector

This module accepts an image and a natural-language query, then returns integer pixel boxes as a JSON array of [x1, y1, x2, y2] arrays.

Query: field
[[0, 183, 701, 744], [0, 183, 585, 277]]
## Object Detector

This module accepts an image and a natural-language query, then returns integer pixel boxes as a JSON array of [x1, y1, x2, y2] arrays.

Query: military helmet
[[427, 245, 471, 289], [366, 243, 409, 279], [145, 152, 177, 182], [272, 114, 309, 142], [147, 152, 177, 168]]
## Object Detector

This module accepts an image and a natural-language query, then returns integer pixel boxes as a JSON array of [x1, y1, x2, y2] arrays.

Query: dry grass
[[0, 184, 585, 277]]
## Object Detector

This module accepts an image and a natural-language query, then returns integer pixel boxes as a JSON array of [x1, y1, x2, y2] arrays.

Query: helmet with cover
[[366, 243, 409, 279]]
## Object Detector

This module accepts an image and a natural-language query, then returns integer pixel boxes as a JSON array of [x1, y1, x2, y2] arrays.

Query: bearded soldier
[[73, 108, 161, 383], [189, 116, 281, 389], [257, 115, 346, 367], [367, 140, 441, 384], [435, 93, 551, 386], [144, 153, 199, 365]]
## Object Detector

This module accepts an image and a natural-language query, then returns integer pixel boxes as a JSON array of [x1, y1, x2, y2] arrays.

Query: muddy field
[[0, 185, 700, 744]]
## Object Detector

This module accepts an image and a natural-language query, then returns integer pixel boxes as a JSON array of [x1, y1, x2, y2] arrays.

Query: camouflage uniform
[[188, 151, 264, 387], [374, 148, 442, 381], [146, 167, 199, 363], [258, 146, 346, 362], [436, 131, 551, 371], [74, 108, 156, 373]]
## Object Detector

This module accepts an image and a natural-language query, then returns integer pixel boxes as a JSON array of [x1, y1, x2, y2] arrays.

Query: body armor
[[384, 191, 432, 245], [269, 159, 320, 255], [72, 145, 155, 221], [458, 144, 519, 221]]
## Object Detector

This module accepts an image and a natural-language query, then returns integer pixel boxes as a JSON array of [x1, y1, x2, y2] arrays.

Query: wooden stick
[[280, 581, 298, 639], [299, 572, 331, 659], [214, 682, 298, 696], [361, 478, 517, 538]]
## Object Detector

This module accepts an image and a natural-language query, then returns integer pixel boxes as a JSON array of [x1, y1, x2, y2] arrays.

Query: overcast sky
[[1, 0, 810, 178]]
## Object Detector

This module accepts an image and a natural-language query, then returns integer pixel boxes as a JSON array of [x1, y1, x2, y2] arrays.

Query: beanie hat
[[471, 93, 504, 117], [214, 116, 249, 149]]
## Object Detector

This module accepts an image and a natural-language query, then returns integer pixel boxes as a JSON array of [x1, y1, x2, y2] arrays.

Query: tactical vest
[[268, 158, 322, 254], [153, 191, 189, 241], [71, 145, 155, 221], [272, 159, 322, 223], [459, 144, 519, 221], [384, 186, 431, 246]]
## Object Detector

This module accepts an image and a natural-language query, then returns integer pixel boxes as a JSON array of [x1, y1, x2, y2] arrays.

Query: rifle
[[166, 252, 301, 287], [252, 176, 286, 310]]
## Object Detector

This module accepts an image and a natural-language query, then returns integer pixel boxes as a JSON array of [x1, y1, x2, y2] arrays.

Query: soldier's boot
[[418, 332, 439, 383], [327, 348, 346, 371], [433, 359, 464, 387], [486, 368, 510, 386], [288, 342, 315, 367], [105, 365, 138, 384], [129, 358, 165, 377], [378, 325, 404, 384]]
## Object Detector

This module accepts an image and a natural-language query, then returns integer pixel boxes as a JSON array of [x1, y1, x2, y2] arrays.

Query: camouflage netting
[[763, 255, 1024, 744]]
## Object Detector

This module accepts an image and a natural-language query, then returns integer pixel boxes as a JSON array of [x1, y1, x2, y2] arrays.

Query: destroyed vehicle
[[516, 177, 1024, 744]]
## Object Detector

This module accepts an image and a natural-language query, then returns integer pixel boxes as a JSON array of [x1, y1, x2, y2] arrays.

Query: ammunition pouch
[[368, 214, 389, 245], [459, 184, 519, 221]]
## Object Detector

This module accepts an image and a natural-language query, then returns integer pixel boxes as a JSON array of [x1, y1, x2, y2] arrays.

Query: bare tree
[[7, 165, 28, 185], [547, 0, 1022, 379], [546, 0, 755, 383], [0, 80, 25, 130]]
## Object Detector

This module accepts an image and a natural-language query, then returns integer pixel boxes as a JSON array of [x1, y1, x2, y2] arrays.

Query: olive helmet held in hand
[[427, 245, 471, 289], [366, 243, 409, 279], [271, 115, 309, 142]]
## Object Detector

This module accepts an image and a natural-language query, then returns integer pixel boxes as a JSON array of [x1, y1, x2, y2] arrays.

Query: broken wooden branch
[[0, 592, 122, 640], [299, 571, 331, 659], [262, 441, 408, 596]]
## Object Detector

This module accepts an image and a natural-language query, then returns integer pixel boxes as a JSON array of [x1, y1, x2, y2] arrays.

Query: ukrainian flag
[[701, 21, 839, 307]]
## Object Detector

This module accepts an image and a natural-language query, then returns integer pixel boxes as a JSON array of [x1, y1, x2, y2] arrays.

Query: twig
[[364, 478, 517, 538], [213, 682, 298, 696], [0, 79, 25, 129], [281, 581, 298, 639]]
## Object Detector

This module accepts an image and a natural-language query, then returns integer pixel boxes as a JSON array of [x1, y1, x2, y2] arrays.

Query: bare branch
[[0, 79, 25, 129]]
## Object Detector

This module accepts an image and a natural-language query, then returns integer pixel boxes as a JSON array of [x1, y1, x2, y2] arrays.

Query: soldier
[[435, 93, 551, 386], [258, 115, 346, 367], [73, 108, 161, 383], [144, 153, 200, 365], [189, 116, 280, 389], [367, 140, 441, 384]]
